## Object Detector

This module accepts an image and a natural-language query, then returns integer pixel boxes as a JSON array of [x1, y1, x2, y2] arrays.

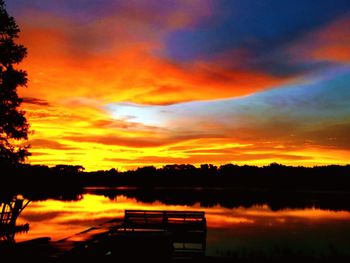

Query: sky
[[7, 0, 350, 171]]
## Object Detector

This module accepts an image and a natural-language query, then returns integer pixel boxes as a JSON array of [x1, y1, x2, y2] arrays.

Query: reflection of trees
[[0, 195, 30, 243], [86, 188, 350, 212]]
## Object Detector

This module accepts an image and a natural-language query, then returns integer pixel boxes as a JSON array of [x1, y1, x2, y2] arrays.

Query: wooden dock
[[122, 210, 207, 258], [48, 210, 207, 261], [1, 210, 207, 262]]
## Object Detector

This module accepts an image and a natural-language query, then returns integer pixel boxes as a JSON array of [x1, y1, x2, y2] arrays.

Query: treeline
[[2, 162, 350, 193], [1, 163, 85, 199]]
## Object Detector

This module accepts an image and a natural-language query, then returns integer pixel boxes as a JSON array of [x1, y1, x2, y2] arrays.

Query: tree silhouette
[[0, 0, 29, 164]]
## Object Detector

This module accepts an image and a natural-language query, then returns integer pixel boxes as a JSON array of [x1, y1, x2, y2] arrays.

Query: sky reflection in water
[[16, 193, 350, 257]]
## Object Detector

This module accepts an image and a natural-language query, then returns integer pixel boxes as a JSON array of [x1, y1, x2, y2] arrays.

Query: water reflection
[[13, 190, 350, 258], [86, 187, 350, 211], [0, 195, 30, 243]]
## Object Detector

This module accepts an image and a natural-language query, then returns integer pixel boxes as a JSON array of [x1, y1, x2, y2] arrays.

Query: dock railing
[[122, 210, 207, 256]]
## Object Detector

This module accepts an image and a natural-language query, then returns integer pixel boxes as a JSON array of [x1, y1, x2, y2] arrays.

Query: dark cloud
[[301, 122, 350, 150], [30, 151, 50, 156], [105, 152, 311, 165], [63, 132, 222, 148], [30, 139, 78, 150], [166, 0, 350, 60], [63, 135, 176, 148], [23, 97, 50, 106]]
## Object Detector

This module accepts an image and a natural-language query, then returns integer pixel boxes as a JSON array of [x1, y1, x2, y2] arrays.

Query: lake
[[12, 188, 350, 258]]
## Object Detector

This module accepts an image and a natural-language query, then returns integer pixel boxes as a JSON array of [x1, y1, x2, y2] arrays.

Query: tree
[[0, 0, 29, 164], [52, 165, 85, 176]]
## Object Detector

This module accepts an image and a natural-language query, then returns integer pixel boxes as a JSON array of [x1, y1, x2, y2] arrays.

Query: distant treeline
[[2, 163, 350, 193]]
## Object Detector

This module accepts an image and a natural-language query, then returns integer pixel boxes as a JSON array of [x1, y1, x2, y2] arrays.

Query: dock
[[122, 210, 207, 259], [1, 210, 207, 262]]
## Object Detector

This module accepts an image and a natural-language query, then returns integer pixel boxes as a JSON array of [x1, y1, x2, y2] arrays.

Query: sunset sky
[[7, 0, 350, 171]]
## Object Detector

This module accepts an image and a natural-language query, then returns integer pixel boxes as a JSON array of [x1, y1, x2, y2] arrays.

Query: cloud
[[7, 1, 350, 170], [188, 14, 350, 85], [62, 131, 224, 148], [301, 122, 350, 150], [23, 97, 50, 106], [105, 152, 312, 166], [13, 0, 212, 57], [63, 134, 174, 148], [15, 0, 296, 106], [289, 16, 350, 63], [22, 66, 350, 170], [18, 43, 293, 105], [30, 139, 78, 150]]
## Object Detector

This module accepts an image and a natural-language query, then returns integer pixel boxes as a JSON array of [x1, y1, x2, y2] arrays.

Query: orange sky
[[7, 0, 350, 170]]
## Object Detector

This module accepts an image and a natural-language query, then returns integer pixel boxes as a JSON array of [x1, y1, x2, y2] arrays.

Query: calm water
[[14, 189, 350, 257]]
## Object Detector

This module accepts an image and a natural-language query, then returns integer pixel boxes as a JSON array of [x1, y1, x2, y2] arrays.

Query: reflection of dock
[[122, 210, 207, 258]]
